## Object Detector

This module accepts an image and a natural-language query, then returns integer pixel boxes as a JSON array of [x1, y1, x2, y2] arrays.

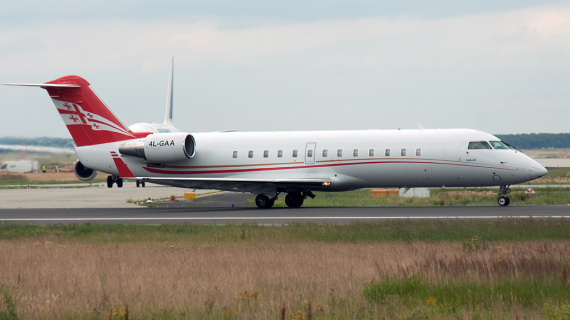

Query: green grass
[[363, 274, 570, 307], [362, 274, 570, 318], [537, 167, 570, 180], [3, 218, 570, 243]]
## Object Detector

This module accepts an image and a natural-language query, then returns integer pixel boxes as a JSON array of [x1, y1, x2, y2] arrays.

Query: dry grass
[[20, 172, 78, 182], [1, 239, 570, 319]]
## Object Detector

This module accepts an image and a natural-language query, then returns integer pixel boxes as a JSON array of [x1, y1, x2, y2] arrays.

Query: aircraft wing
[[133, 176, 333, 193], [141, 176, 330, 185]]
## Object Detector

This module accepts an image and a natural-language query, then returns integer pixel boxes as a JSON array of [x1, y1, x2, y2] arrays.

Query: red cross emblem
[[92, 123, 100, 129], [63, 103, 73, 110], [69, 115, 79, 123], [86, 113, 94, 119]]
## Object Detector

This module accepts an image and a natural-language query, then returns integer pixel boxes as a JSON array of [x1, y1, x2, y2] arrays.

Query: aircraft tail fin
[[4, 76, 135, 147]]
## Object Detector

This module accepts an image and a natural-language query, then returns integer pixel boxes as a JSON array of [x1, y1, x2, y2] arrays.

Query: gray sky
[[1, 0, 569, 137]]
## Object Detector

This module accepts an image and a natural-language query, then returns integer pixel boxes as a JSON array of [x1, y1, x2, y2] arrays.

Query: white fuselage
[[76, 128, 546, 192]]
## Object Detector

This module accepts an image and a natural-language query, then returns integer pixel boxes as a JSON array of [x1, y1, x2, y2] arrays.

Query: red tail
[[43, 75, 135, 147]]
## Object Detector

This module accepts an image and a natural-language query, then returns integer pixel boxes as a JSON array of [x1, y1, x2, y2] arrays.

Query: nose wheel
[[498, 196, 510, 206], [497, 185, 511, 206]]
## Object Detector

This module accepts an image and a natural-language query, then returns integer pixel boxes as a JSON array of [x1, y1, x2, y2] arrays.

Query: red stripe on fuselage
[[142, 160, 517, 175], [112, 155, 136, 178]]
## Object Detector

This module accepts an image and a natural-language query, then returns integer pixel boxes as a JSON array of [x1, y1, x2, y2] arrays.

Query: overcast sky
[[1, 0, 569, 137]]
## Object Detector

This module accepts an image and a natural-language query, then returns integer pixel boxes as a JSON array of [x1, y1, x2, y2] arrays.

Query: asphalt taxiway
[[2, 204, 570, 225], [1, 183, 570, 224]]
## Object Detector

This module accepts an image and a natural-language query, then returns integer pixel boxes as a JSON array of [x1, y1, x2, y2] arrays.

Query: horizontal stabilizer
[[3, 83, 80, 88]]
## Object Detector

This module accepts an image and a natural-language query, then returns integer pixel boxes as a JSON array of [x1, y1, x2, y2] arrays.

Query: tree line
[[495, 133, 570, 149]]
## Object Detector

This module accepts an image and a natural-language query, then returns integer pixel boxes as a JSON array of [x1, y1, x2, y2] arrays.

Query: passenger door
[[430, 143, 446, 182], [305, 142, 316, 164]]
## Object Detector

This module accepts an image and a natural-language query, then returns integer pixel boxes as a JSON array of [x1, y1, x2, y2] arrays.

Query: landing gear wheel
[[107, 176, 114, 188], [285, 192, 304, 208], [255, 194, 274, 209], [497, 185, 512, 206], [136, 181, 140, 187], [498, 196, 510, 206], [141, 181, 145, 187], [116, 178, 123, 188]]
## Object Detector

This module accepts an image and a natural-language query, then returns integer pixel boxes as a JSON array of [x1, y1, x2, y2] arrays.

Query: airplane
[[4, 58, 547, 208]]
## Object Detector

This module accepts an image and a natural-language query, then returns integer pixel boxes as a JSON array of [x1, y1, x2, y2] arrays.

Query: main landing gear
[[285, 192, 305, 208], [107, 175, 123, 188], [136, 180, 146, 188], [254, 191, 316, 209], [497, 185, 511, 206], [255, 194, 275, 209]]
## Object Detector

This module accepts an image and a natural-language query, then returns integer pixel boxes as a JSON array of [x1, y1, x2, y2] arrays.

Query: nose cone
[[529, 165, 548, 180]]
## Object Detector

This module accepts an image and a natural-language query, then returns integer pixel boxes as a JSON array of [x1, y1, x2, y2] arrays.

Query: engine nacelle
[[119, 132, 196, 163], [73, 160, 98, 181]]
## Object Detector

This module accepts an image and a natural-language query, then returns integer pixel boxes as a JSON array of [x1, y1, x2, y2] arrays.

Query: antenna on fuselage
[[164, 55, 174, 125]]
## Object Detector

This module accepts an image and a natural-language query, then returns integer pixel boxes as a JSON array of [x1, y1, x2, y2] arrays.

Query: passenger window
[[307, 150, 313, 157], [385, 148, 391, 156], [369, 149, 374, 156], [263, 150, 269, 158], [416, 148, 422, 156], [277, 150, 283, 157], [337, 149, 343, 157], [248, 150, 253, 158], [292, 150, 298, 157], [353, 149, 359, 157], [322, 149, 328, 157], [468, 141, 492, 150], [232, 151, 238, 158], [401, 148, 407, 156]]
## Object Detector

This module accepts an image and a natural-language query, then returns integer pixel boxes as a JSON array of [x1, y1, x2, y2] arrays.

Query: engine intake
[[119, 132, 195, 163], [74, 160, 98, 181]]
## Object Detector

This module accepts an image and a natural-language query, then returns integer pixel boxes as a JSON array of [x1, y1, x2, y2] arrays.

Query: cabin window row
[[232, 148, 422, 158]]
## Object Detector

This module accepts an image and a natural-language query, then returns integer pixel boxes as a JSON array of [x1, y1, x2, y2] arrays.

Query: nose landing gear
[[497, 185, 511, 206]]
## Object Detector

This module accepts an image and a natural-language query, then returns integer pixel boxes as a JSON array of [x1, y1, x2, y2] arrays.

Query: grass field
[[2, 220, 570, 319], [531, 167, 570, 184]]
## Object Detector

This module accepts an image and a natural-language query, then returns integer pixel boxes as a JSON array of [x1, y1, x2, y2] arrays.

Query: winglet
[[164, 56, 174, 124], [110, 151, 136, 178]]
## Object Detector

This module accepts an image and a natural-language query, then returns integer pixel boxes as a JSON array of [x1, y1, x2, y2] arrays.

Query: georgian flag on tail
[[3, 76, 138, 146]]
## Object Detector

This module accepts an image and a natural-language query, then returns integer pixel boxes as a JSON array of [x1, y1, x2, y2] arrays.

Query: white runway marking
[[0, 216, 568, 221]]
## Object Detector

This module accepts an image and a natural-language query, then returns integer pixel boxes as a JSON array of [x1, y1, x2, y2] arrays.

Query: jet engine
[[73, 160, 98, 181], [119, 132, 196, 163]]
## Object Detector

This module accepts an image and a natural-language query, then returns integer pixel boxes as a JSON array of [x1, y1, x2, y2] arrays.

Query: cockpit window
[[468, 141, 492, 150], [1, 164, 6, 170], [488, 141, 510, 150]]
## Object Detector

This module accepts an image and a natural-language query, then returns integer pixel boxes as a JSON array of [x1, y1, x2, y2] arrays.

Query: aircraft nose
[[530, 165, 548, 180]]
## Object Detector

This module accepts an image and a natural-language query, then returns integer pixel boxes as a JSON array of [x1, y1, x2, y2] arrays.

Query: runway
[[1, 205, 570, 225]]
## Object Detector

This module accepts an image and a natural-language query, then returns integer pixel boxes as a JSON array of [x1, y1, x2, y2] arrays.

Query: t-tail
[[4, 76, 135, 147]]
